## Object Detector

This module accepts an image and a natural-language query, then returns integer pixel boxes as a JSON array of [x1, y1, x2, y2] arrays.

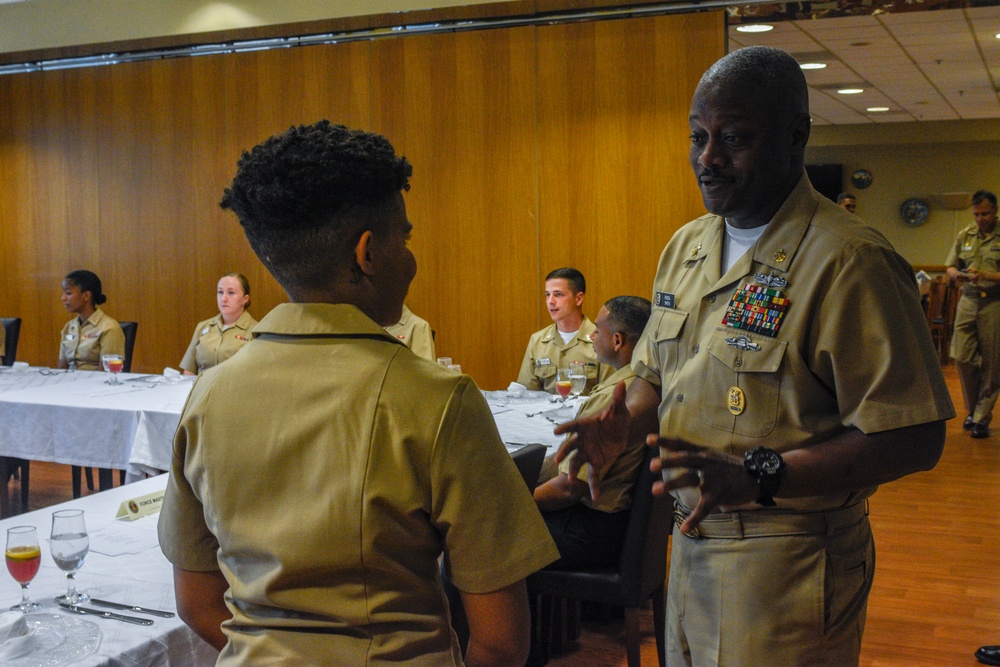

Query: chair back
[[509, 443, 547, 491], [1, 318, 21, 367], [119, 321, 138, 372], [615, 445, 673, 604]]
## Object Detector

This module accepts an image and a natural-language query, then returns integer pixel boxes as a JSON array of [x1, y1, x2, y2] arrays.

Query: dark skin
[[555, 75, 946, 534]]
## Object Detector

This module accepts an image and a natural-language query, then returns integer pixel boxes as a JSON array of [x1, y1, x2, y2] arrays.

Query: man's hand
[[553, 381, 629, 500], [647, 436, 757, 534]]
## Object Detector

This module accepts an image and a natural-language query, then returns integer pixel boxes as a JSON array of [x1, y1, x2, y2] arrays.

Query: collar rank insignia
[[753, 272, 787, 288], [724, 335, 761, 351], [722, 283, 791, 338]]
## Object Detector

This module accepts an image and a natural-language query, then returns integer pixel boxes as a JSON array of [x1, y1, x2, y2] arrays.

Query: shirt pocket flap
[[651, 308, 688, 342]]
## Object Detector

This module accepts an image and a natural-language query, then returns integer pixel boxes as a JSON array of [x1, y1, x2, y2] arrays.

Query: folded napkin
[[163, 367, 181, 380], [0, 611, 36, 660], [506, 382, 528, 398], [10, 362, 28, 372]]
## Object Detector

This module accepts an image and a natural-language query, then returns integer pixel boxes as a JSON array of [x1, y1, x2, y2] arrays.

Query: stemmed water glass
[[101, 354, 124, 385], [568, 361, 587, 401], [50, 509, 89, 604], [5, 526, 41, 612], [555, 368, 573, 402]]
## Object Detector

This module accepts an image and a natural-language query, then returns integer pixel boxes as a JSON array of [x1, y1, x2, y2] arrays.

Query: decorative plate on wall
[[899, 198, 931, 227], [851, 169, 873, 189]]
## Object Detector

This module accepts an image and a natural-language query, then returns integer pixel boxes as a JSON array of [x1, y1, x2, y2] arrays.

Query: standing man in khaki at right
[[516, 267, 610, 395], [946, 189, 1000, 438]]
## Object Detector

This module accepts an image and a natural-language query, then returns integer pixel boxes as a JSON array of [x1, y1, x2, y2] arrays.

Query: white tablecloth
[[0, 475, 218, 666], [483, 389, 584, 455], [0, 368, 193, 478]]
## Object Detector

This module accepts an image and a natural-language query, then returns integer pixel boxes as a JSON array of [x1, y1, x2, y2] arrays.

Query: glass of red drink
[[555, 368, 573, 401], [6, 526, 41, 612]]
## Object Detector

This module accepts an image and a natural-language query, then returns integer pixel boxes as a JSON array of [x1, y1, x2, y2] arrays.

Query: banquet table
[[0, 474, 219, 666], [484, 389, 584, 456], [0, 368, 194, 481]]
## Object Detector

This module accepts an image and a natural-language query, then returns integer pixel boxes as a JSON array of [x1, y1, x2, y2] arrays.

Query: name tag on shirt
[[535, 357, 551, 366], [655, 291, 675, 309]]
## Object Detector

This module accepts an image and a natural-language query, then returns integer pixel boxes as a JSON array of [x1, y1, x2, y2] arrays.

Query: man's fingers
[[552, 418, 577, 437], [553, 430, 578, 464]]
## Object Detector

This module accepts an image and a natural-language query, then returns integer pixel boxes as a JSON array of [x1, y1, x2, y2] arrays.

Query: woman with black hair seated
[[57, 270, 125, 371]]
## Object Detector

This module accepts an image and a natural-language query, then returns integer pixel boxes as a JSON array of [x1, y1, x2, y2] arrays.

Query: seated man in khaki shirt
[[159, 121, 558, 667], [516, 267, 610, 395], [534, 295, 651, 569]]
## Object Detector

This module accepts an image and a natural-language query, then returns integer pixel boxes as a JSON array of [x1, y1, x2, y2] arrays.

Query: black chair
[[509, 443, 547, 491], [119, 321, 138, 372], [73, 320, 138, 497], [1, 317, 21, 367], [527, 446, 671, 667], [0, 318, 28, 516]]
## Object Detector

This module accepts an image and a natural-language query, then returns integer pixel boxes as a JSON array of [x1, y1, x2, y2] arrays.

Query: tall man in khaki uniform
[[555, 47, 952, 667], [159, 121, 558, 666], [534, 295, 651, 570], [516, 267, 610, 395], [946, 190, 1000, 439]]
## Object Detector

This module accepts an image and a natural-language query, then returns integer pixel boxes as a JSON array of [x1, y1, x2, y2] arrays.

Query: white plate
[[0, 614, 100, 667]]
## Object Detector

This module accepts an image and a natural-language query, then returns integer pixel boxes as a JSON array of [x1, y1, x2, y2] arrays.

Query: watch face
[[759, 451, 781, 474]]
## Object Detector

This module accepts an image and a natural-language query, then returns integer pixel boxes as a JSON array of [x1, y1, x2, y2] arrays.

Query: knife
[[59, 602, 154, 625], [89, 598, 175, 618]]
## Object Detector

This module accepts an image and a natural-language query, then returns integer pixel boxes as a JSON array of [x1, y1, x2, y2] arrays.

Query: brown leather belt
[[962, 284, 1000, 299], [673, 501, 869, 540]]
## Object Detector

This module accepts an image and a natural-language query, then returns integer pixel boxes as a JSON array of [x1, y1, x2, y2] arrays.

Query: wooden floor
[[6, 363, 998, 666]]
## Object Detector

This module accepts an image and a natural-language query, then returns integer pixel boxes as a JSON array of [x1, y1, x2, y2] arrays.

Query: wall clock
[[899, 198, 930, 227], [851, 169, 873, 189]]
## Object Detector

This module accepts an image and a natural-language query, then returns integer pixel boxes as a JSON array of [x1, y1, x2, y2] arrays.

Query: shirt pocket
[[648, 308, 688, 382], [534, 362, 557, 380], [702, 328, 787, 437]]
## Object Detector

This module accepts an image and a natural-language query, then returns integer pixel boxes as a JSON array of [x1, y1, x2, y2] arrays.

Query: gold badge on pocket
[[727, 386, 746, 416]]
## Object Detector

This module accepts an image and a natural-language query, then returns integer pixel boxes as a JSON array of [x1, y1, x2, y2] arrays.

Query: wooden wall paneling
[[371, 28, 540, 390], [536, 13, 725, 314]]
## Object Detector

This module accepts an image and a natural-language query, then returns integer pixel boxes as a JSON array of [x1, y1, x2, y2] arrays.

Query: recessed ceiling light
[[736, 24, 773, 33], [800, 62, 827, 70], [837, 88, 864, 95], [867, 107, 889, 112]]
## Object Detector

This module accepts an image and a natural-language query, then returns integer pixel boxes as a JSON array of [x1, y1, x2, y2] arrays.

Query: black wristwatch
[[744, 447, 785, 507]]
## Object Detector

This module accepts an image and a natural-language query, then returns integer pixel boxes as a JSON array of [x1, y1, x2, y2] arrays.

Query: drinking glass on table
[[101, 354, 124, 385], [5, 526, 41, 612], [50, 509, 89, 604], [555, 368, 573, 401], [569, 361, 587, 400]]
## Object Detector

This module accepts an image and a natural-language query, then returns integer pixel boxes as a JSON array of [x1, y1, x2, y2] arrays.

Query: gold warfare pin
[[727, 386, 746, 415]]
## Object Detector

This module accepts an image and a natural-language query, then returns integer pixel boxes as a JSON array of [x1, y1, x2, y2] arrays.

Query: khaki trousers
[[952, 294, 1000, 425], [666, 504, 874, 667]]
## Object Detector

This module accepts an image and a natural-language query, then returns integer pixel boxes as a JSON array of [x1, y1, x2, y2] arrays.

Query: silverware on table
[[90, 598, 175, 618], [59, 602, 154, 625]]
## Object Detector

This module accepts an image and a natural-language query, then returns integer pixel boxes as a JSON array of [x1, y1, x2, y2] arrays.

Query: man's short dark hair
[[220, 121, 412, 294], [973, 190, 997, 208], [545, 267, 586, 294], [836, 193, 855, 204], [604, 295, 651, 344]]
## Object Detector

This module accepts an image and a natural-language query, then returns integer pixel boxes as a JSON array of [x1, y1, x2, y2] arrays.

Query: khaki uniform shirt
[[516, 317, 611, 395], [384, 305, 436, 362], [179, 311, 257, 374], [632, 174, 954, 514], [558, 365, 645, 513], [58, 308, 126, 371], [946, 223, 1000, 296], [159, 303, 558, 667]]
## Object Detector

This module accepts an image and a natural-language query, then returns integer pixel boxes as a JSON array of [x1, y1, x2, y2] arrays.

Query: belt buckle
[[673, 509, 701, 539]]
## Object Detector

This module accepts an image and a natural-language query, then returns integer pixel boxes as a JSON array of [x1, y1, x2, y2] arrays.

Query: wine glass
[[50, 509, 89, 604], [569, 361, 587, 400], [101, 354, 124, 385], [555, 368, 573, 401], [5, 526, 41, 612]]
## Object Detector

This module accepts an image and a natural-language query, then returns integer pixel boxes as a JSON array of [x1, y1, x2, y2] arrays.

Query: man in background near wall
[[159, 121, 558, 667], [534, 295, 651, 569], [555, 46, 952, 667], [946, 189, 1000, 439], [385, 304, 436, 361], [516, 267, 610, 395], [837, 192, 856, 214]]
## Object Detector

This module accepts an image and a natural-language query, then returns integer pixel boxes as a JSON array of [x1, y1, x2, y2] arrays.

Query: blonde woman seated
[[58, 270, 125, 371], [181, 273, 257, 375]]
